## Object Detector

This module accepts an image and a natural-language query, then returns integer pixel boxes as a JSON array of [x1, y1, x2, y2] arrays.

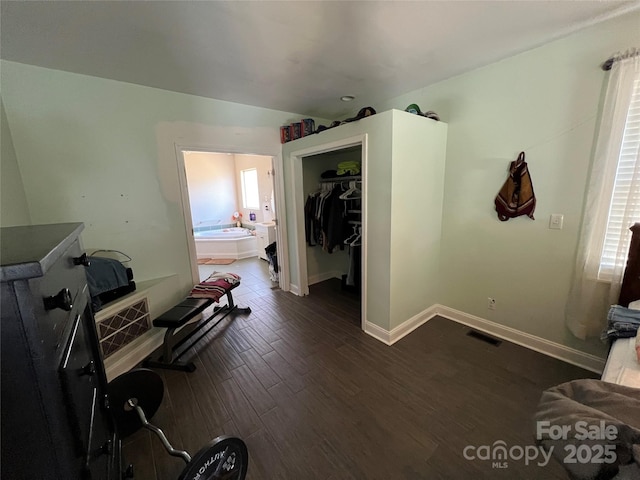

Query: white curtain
[[566, 51, 640, 340]]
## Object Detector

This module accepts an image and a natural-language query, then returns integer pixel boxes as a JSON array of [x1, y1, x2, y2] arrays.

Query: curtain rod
[[602, 48, 639, 71]]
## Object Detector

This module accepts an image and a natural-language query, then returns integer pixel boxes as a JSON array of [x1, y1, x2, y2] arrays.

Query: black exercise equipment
[[109, 369, 248, 480], [144, 284, 251, 372]]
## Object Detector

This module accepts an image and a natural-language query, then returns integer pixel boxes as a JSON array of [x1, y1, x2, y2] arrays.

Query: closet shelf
[[319, 175, 361, 183]]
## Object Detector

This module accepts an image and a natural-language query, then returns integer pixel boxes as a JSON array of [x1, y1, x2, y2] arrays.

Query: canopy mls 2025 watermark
[[462, 420, 619, 470]]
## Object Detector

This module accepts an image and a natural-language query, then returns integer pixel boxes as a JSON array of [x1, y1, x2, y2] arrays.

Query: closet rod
[[602, 49, 639, 71], [319, 175, 361, 183]]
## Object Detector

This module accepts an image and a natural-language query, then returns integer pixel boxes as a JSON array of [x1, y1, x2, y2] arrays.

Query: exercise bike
[[109, 368, 248, 480]]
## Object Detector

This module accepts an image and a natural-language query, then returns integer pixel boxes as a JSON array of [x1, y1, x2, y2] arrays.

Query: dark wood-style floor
[[122, 279, 597, 480]]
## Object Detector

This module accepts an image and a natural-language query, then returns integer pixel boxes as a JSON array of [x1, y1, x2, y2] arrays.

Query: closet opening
[[299, 142, 365, 326]]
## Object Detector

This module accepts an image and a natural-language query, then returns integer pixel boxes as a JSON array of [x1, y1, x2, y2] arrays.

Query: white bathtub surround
[[194, 227, 257, 259], [196, 227, 251, 238], [194, 222, 235, 232]]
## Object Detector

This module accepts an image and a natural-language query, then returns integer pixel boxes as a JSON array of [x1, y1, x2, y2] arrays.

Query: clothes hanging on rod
[[304, 178, 361, 253], [305, 175, 363, 292], [345, 245, 361, 287]]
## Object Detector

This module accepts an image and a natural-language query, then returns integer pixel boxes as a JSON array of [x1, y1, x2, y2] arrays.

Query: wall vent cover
[[466, 330, 502, 346]]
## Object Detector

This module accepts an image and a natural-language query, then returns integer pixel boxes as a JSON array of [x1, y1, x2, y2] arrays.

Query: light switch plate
[[549, 214, 564, 230]]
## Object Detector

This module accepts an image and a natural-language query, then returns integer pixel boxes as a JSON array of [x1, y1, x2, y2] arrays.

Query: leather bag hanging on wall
[[494, 152, 536, 221]]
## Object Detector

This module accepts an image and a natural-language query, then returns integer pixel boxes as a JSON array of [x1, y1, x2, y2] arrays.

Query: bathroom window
[[240, 168, 260, 209]]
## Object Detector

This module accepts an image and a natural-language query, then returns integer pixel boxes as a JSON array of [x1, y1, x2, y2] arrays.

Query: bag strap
[[515, 151, 525, 167]]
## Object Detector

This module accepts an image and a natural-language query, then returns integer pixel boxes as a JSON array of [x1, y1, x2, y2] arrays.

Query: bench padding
[[153, 298, 213, 328]]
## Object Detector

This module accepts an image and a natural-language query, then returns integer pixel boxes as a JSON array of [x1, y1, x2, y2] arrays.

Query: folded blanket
[[535, 379, 640, 480], [189, 272, 240, 302]]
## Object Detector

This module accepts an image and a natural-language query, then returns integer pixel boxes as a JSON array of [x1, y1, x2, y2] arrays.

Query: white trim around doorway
[[175, 143, 289, 292]]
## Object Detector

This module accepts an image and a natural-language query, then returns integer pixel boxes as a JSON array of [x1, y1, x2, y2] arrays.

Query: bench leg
[[143, 357, 197, 372], [142, 326, 197, 372], [162, 327, 176, 364], [227, 289, 251, 314]]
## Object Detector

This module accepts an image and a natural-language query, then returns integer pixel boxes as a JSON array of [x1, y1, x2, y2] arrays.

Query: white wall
[[184, 151, 237, 227], [233, 154, 273, 224], [375, 11, 640, 356], [1, 98, 30, 226], [1, 60, 313, 303], [389, 111, 447, 329]]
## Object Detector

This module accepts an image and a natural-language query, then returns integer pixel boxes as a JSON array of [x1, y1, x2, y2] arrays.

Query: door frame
[[284, 134, 368, 329], [175, 143, 288, 291]]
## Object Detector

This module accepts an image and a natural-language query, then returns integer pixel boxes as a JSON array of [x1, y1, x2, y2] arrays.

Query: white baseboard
[[308, 270, 342, 286], [289, 283, 301, 296], [364, 304, 439, 345], [363, 321, 393, 344], [435, 305, 605, 373], [364, 304, 605, 374]]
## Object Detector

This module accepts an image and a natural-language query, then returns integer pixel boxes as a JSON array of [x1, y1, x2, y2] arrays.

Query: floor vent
[[467, 330, 502, 346]]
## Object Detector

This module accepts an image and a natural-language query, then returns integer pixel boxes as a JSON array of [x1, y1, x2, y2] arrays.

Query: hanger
[[344, 225, 361, 246], [339, 180, 361, 200]]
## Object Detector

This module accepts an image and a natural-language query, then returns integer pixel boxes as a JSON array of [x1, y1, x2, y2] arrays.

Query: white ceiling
[[2, 1, 639, 119]]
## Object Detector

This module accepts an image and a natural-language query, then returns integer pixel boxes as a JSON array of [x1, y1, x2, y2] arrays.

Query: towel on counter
[[189, 272, 240, 302]]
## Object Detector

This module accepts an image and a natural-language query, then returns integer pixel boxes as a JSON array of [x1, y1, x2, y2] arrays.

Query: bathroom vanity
[[255, 221, 276, 261]]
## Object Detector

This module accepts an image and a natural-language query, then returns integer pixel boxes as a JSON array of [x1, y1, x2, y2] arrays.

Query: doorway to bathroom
[[178, 149, 279, 292]]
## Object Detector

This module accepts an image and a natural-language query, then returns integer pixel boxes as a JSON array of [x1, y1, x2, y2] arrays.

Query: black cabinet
[[1, 223, 121, 479]]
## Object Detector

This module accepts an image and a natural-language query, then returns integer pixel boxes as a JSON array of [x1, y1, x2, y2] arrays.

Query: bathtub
[[194, 227, 257, 259]]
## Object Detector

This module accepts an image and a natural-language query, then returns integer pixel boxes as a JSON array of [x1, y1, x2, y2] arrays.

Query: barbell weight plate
[[178, 436, 248, 480], [107, 368, 164, 438]]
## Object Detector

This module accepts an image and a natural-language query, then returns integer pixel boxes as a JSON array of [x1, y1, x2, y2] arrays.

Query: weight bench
[[143, 273, 251, 372]]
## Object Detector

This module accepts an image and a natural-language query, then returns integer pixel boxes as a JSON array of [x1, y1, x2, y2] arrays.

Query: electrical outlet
[[488, 298, 496, 310]]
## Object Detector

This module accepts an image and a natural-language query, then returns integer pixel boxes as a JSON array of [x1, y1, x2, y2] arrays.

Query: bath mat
[[205, 258, 236, 265], [197, 258, 212, 265]]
